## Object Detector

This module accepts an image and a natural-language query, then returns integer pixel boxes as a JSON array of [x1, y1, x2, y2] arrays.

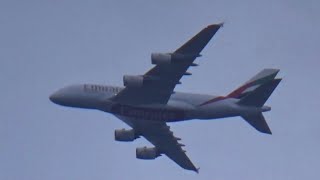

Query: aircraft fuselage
[[50, 84, 270, 122]]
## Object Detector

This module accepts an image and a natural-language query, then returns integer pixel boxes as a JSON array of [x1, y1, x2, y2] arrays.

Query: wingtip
[[218, 22, 224, 27], [195, 167, 200, 174], [264, 68, 280, 73], [207, 22, 224, 29], [261, 129, 272, 135], [259, 124, 272, 135]]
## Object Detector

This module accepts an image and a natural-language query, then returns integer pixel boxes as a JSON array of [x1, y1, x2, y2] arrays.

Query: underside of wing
[[116, 116, 199, 172], [112, 23, 223, 105]]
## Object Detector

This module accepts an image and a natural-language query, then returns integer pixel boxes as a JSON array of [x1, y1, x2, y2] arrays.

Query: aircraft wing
[[112, 23, 223, 105], [117, 116, 198, 172]]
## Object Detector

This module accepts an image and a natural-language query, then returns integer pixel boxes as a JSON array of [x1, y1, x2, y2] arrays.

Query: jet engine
[[114, 129, 137, 142], [136, 147, 160, 160], [151, 52, 200, 65], [123, 75, 144, 88], [151, 53, 172, 65]]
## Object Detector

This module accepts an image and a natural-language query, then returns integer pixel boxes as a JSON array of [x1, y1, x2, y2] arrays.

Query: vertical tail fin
[[199, 69, 281, 134], [235, 69, 281, 134], [227, 69, 280, 99], [238, 79, 282, 107], [198, 69, 281, 107]]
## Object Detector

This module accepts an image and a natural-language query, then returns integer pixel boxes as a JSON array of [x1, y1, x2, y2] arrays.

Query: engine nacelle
[[136, 147, 159, 160], [114, 129, 137, 142], [151, 53, 172, 65], [151, 53, 200, 65], [123, 75, 144, 88]]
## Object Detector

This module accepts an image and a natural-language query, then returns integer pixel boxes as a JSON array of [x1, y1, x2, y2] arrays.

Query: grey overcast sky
[[1, 0, 319, 179]]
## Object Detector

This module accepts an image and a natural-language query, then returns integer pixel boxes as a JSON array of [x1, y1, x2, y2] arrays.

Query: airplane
[[49, 23, 281, 173]]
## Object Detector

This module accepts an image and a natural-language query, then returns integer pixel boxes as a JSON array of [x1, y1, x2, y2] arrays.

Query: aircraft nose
[[49, 92, 60, 104], [49, 89, 66, 105]]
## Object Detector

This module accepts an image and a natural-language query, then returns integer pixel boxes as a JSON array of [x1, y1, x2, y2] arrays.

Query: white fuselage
[[50, 84, 269, 123]]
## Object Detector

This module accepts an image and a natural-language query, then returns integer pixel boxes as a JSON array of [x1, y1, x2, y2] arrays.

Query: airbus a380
[[50, 23, 281, 173]]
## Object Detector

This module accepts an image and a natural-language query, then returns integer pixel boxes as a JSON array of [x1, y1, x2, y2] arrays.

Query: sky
[[1, 0, 320, 179]]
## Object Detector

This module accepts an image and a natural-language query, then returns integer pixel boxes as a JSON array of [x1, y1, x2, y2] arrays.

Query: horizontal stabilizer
[[242, 113, 272, 134], [238, 79, 282, 107]]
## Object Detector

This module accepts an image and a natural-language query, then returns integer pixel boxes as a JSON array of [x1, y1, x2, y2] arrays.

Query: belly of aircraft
[[108, 103, 189, 122]]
